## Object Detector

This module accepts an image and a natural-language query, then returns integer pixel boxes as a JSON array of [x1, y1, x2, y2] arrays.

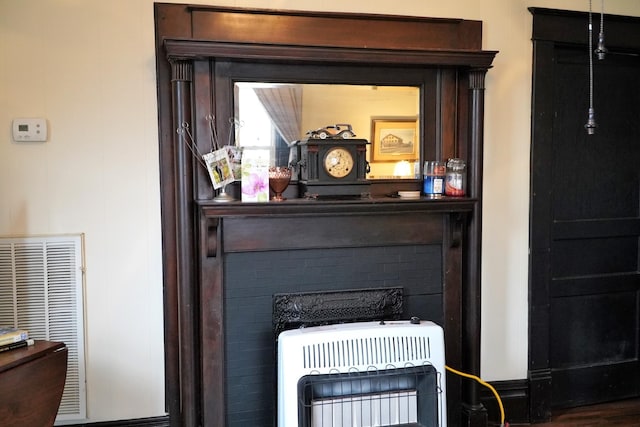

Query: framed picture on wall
[[370, 117, 419, 162]]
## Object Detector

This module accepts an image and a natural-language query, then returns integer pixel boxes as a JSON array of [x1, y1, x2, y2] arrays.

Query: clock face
[[323, 147, 354, 178]]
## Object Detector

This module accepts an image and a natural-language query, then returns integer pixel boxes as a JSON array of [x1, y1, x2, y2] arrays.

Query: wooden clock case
[[298, 138, 370, 198]]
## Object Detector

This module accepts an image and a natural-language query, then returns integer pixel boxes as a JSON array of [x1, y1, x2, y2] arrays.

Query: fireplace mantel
[[154, 4, 496, 427], [198, 198, 473, 254], [198, 199, 469, 426]]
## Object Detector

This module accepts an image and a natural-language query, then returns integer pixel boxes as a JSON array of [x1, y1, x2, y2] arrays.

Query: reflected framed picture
[[370, 117, 419, 162]]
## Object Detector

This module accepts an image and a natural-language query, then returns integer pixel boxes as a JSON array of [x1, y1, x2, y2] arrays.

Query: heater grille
[[299, 365, 440, 427], [278, 320, 447, 427], [302, 335, 432, 370]]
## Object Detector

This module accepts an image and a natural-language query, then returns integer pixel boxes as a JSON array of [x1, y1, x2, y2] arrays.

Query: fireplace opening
[[224, 245, 443, 426]]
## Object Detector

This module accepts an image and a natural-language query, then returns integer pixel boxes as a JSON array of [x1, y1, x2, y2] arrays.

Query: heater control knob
[[410, 316, 421, 324]]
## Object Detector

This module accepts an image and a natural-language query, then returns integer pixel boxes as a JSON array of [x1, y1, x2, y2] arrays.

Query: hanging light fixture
[[595, 0, 608, 60], [585, 0, 598, 135]]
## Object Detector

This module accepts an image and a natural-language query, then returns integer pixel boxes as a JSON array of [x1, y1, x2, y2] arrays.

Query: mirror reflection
[[235, 83, 420, 179]]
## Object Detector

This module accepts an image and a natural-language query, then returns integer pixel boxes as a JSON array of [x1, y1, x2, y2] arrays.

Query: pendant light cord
[[585, 0, 597, 134], [589, 0, 594, 112], [600, 0, 605, 35]]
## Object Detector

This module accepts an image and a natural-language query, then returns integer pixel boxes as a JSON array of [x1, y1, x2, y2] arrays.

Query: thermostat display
[[12, 118, 48, 142]]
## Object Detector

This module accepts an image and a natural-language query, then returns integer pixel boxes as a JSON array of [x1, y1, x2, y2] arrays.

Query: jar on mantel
[[423, 161, 446, 198], [445, 158, 466, 197]]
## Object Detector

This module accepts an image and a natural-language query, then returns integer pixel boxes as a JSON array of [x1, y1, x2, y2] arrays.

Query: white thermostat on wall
[[12, 118, 48, 142]]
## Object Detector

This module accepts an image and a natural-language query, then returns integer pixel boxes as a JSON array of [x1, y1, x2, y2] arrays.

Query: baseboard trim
[[61, 415, 170, 427], [480, 378, 530, 425], [62, 381, 527, 427], [528, 367, 552, 423]]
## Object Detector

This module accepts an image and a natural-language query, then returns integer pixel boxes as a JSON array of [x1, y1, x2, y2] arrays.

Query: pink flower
[[242, 173, 268, 196]]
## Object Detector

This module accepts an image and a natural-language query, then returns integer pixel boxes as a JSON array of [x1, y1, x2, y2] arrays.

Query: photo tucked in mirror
[[235, 83, 420, 180]]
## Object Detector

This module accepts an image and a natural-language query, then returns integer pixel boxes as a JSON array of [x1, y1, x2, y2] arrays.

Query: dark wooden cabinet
[[154, 4, 496, 426]]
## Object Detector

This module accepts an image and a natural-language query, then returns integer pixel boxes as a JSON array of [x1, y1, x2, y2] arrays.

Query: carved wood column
[[443, 212, 465, 426], [461, 68, 489, 427], [169, 58, 199, 427]]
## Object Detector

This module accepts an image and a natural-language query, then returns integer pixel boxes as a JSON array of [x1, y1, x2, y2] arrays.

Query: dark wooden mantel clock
[[154, 4, 496, 427], [298, 138, 370, 198]]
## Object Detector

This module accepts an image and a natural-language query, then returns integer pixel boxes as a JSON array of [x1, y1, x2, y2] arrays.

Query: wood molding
[[530, 7, 640, 49], [528, 369, 552, 423], [164, 39, 497, 68], [480, 379, 531, 425], [64, 416, 170, 427], [186, 5, 481, 51]]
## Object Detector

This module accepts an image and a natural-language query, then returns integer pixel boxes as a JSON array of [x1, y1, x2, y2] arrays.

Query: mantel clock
[[297, 138, 370, 198]]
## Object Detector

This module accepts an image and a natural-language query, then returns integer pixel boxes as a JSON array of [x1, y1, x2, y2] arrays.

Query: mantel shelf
[[197, 196, 476, 218], [198, 197, 471, 255]]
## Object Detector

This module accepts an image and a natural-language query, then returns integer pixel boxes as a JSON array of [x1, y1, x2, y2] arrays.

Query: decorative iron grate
[[272, 287, 403, 336]]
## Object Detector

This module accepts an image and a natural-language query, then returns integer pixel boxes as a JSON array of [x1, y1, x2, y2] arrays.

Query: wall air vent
[[0, 234, 87, 423]]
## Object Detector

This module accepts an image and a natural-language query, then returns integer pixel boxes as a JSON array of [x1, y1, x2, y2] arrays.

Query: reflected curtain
[[253, 85, 302, 145]]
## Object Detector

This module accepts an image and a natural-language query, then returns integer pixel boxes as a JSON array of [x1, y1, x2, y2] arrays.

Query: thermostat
[[12, 118, 48, 142]]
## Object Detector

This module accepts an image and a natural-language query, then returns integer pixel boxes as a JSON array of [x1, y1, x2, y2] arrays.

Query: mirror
[[235, 83, 420, 180]]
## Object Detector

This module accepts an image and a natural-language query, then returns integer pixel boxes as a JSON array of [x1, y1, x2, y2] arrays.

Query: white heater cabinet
[[277, 320, 447, 427]]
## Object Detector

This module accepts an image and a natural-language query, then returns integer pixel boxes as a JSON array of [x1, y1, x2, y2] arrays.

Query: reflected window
[[236, 85, 274, 148]]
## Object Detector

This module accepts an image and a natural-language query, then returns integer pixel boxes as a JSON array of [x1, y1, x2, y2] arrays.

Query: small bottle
[[423, 161, 446, 198], [445, 158, 466, 197]]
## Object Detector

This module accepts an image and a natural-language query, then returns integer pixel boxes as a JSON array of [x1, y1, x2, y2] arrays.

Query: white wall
[[2, 0, 640, 423]]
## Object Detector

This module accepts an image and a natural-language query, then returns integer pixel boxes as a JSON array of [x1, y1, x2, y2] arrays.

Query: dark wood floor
[[512, 398, 640, 426]]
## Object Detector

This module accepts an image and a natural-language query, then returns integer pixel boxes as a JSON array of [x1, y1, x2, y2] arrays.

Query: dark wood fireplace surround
[[154, 4, 496, 426]]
